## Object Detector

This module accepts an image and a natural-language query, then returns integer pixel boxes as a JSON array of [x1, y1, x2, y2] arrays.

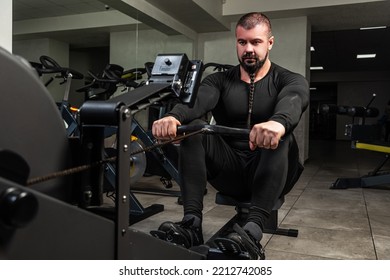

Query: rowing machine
[[0, 48, 206, 259]]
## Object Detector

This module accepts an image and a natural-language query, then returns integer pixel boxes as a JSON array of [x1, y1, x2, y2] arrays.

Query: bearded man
[[151, 12, 309, 260]]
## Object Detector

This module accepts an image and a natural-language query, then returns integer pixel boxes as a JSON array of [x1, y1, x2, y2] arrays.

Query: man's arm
[[270, 73, 309, 134], [152, 74, 221, 139], [167, 79, 221, 124], [250, 71, 309, 150]]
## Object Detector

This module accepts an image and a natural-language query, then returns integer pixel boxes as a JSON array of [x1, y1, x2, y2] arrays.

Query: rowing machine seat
[[214, 193, 298, 237]]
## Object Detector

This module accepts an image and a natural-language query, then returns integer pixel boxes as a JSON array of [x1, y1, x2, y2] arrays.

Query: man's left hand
[[249, 120, 285, 150]]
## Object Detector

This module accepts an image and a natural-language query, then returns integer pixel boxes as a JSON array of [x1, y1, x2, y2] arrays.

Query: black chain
[[26, 157, 116, 186], [246, 73, 255, 128], [26, 128, 207, 186]]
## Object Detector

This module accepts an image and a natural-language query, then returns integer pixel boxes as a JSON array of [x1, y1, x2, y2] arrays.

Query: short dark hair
[[236, 12, 272, 37]]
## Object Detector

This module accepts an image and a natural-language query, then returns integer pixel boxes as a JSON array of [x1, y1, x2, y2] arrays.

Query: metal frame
[[331, 152, 390, 189], [332, 122, 390, 189]]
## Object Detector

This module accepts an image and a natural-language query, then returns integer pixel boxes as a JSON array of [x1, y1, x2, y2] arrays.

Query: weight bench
[[331, 140, 390, 189], [331, 124, 390, 189]]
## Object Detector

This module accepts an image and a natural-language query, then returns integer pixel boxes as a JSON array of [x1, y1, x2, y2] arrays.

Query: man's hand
[[152, 116, 181, 140], [249, 120, 285, 150]]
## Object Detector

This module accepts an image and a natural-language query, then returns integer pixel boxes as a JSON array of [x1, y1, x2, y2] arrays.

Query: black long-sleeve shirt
[[169, 63, 309, 149]]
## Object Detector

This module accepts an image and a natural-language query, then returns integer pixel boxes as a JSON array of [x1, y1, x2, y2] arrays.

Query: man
[[151, 12, 309, 259]]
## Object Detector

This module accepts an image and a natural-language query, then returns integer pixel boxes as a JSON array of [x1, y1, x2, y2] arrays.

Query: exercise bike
[[32, 55, 85, 137]]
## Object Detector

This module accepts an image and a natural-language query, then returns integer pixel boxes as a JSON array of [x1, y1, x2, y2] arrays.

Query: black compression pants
[[178, 119, 299, 231]]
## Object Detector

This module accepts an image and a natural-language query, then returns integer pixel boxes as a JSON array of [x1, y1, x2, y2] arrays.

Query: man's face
[[236, 23, 274, 74]]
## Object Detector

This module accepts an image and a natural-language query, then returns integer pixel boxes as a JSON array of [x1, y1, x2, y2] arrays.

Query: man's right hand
[[152, 116, 181, 140]]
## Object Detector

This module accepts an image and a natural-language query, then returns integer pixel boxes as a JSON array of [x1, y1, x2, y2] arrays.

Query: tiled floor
[[128, 139, 390, 260]]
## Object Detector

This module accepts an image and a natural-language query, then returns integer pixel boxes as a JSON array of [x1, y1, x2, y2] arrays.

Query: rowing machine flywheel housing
[[0, 48, 73, 202]]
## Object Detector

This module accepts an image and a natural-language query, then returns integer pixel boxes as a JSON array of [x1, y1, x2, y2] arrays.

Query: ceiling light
[[310, 46, 315, 51], [310, 87, 317, 90], [357, 54, 376, 59], [360, 26, 387, 30], [310, 66, 324, 70]]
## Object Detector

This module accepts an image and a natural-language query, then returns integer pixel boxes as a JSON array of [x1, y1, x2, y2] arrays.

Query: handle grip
[[177, 124, 250, 137]]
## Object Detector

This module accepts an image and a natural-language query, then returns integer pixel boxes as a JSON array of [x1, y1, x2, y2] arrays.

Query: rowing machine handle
[[177, 124, 250, 137]]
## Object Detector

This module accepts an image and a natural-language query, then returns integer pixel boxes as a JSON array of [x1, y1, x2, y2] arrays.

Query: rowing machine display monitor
[[148, 53, 203, 107]]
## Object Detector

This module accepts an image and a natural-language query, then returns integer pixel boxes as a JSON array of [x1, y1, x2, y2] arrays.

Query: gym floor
[[127, 139, 390, 260]]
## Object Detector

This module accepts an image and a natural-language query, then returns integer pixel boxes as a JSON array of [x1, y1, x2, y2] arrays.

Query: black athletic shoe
[[214, 223, 265, 260], [150, 218, 204, 249]]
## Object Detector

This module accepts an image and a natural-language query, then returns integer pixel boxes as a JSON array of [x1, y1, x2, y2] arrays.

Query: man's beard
[[239, 51, 268, 74]]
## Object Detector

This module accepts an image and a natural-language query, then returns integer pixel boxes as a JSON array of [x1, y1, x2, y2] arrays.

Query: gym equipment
[[320, 104, 350, 115], [33, 55, 84, 137], [56, 58, 179, 221], [202, 62, 233, 72], [33, 57, 152, 208], [331, 94, 390, 189], [0, 48, 206, 259], [147, 53, 203, 107], [75, 62, 150, 184], [76, 63, 146, 101], [331, 127, 390, 189], [206, 194, 294, 259], [213, 193, 298, 236], [77, 61, 188, 217], [321, 93, 380, 122]]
